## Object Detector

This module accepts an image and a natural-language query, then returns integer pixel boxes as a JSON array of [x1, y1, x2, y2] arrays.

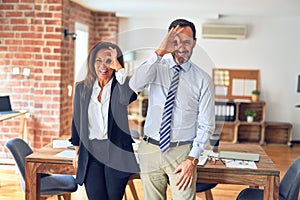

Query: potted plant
[[245, 109, 256, 122], [251, 89, 260, 102]]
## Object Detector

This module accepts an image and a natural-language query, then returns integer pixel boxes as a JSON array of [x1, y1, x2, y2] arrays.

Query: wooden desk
[[25, 142, 139, 200], [0, 110, 28, 140], [197, 144, 280, 200], [26, 143, 279, 200], [25, 143, 76, 200]]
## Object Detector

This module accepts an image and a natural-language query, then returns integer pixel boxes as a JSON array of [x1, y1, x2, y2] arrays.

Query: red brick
[[6, 12, 23, 17], [3, 0, 19, 3], [16, 4, 34, 10], [0, 4, 14, 10], [36, 12, 53, 18]]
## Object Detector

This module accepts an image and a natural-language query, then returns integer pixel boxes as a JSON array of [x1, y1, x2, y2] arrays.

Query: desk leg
[[264, 175, 279, 200], [260, 125, 266, 145], [18, 115, 27, 141], [25, 161, 41, 200]]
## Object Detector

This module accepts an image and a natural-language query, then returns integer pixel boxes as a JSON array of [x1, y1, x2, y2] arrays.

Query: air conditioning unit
[[202, 24, 247, 39]]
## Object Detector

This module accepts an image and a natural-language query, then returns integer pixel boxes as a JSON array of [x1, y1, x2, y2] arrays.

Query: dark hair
[[83, 41, 124, 95], [168, 19, 196, 40]]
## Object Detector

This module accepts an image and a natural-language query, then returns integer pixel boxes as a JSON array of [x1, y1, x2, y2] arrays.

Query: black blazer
[[71, 77, 139, 185]]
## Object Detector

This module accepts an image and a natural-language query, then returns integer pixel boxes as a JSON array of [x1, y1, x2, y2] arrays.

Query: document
[[223, 159, 257, 169], [53, 139, 72, 148], [197, 150, 219, 166], [197, 155, 208, 166], [54, 150, 76, 159]]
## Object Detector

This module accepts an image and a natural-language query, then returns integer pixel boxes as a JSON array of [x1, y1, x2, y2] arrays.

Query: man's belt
[[143, 136, 193, 147]]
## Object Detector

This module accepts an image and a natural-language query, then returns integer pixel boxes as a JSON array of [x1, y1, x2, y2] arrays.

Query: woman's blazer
[[71, 77, 139, 185]]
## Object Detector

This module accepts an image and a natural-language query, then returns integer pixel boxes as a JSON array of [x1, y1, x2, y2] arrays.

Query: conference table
[[25, 142, 279, 200], [0, 110, 29, 140]]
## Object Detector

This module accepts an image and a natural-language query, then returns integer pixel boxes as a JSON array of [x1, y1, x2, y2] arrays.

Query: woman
[[71, 41, 139, 200]]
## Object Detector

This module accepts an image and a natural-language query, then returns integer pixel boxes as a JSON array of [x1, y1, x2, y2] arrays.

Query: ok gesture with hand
[[155, 25, 184, 57], [105, 47, 122, 72]]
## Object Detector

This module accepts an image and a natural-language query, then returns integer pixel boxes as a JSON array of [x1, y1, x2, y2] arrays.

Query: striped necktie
[[159, 65, 181, 152]]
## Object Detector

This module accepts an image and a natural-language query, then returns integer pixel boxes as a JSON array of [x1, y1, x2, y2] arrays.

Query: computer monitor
[[297, 75, 300, 93], [0, 96, 19, 114]]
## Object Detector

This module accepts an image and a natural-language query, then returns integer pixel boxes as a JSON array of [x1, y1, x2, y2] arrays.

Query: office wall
[[119, 16, 300, 141]]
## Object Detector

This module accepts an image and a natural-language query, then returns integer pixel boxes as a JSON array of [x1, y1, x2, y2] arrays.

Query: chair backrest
[[279, 156, 300, 200], [6, 138, 33, 190]]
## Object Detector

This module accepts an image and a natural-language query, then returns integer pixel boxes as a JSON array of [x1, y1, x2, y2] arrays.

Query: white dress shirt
[[88, 69, 126, 140], [129, 53, 215, 158]]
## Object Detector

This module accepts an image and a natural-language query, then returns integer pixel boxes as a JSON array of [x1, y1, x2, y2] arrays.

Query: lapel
[[107, 77, 118, 138], [81, 85, 92, 142]]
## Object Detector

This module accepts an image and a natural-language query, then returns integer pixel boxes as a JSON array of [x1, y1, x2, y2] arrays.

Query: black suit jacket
[[71, 77, 139, 185]]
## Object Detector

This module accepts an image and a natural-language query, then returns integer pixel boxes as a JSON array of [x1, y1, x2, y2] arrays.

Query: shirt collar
[[169, 59, 191, 73], [93, 78, 113, 90]]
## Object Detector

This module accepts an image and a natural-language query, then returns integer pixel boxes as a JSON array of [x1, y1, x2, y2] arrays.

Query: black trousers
[[84, 154, 130, 200]]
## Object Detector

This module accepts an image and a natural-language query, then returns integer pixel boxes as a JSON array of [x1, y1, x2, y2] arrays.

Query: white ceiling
[[71, 0, 300, 18]]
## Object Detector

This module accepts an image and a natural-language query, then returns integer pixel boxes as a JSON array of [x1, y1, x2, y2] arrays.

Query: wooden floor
[[0, 143, 299, 200]]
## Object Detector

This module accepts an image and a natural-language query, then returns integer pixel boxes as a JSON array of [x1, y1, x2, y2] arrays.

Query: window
[[74, 22, 89, 82]]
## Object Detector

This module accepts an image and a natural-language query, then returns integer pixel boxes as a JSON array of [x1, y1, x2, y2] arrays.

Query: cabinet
[[216, 101, 266, 144], [264, 122, 293, 146], [129, 96, 266, 144]]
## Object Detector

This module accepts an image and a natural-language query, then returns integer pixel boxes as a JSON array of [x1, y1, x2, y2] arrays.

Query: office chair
[[236, 156, 300, 200], [196, 183, 217, 200], [6, 138, 78, 200]]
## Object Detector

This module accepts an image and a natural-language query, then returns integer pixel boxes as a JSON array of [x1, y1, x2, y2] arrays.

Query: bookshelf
[[128, 95, 148, 138], [129, 97, 267, 144], [216, 101, 266, 144]]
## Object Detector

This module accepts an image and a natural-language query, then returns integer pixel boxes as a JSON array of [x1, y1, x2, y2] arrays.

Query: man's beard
[[171, 50, 192, 65]]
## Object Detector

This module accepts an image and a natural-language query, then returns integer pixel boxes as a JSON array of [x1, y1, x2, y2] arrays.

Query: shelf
[[128, 95, 148, 138], [216, 101, 266, 144], [264, 122, 293, 146]]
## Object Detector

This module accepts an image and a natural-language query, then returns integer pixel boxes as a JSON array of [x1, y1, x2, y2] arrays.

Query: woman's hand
[[73, 154, 78, 168], [106, 47, 122, 72], [73, 146, 79, 168]]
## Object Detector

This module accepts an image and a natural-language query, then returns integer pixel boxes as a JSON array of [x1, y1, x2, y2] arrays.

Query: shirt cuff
[[189, 146, 202, 159], [115, 68, 126, 85]]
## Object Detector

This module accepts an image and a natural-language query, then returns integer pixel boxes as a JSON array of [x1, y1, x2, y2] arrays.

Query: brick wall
[[0, 0, 118, 158]]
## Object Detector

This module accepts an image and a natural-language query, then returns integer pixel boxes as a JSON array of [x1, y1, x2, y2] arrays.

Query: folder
[[218, 151, 259, 161]]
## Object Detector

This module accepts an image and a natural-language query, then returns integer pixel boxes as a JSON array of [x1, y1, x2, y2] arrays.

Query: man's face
[[171, 26, 196, 65]]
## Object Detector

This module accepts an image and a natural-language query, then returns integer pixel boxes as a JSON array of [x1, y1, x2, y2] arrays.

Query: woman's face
[[94, 48, 114, 81]]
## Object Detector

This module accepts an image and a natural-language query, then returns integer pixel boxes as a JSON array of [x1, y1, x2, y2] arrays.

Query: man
[[129, 19, 215, 200]]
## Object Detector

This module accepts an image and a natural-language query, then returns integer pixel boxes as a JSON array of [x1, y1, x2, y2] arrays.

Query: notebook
[[0, 96, 19, 114], [218, 151, 260, 161]]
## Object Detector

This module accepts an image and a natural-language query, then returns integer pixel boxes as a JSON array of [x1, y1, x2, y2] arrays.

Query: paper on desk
[[53, 140, 72, 148], [223, 159, 257, 169], [202, 149, 219, 158], [54, 150, 76, 159], [197, 155, 208, 166], [197, 150, 219, 166]]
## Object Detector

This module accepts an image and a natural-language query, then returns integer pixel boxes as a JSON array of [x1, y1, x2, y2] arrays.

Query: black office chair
[[196, 183, 217, 200], [6, 138, 78, 200], [236, 156, 300, 200]]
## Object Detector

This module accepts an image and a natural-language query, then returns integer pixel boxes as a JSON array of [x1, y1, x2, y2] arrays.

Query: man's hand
[[155, 25, 184, 57], [173, 159, 196, 190]]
